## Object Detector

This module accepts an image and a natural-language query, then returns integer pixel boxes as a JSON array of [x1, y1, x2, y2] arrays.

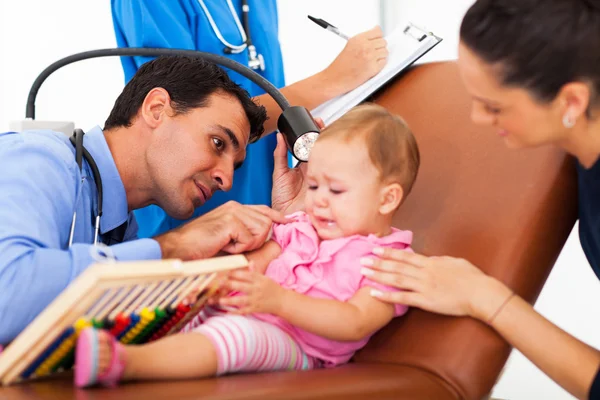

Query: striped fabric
[[182, 307, 319, 375]]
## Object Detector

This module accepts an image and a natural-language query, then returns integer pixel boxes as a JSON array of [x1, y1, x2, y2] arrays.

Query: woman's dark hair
[[104, 55, 267, 142], [460, 0, 600, 115]]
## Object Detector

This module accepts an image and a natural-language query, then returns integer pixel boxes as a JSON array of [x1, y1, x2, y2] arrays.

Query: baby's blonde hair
[[316, 103, 420, 199]]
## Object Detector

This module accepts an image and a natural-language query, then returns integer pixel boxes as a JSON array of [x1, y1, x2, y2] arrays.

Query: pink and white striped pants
[[181, 307, 320, 375]]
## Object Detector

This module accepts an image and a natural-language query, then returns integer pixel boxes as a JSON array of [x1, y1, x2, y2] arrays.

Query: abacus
[[0, 255, 248, 385]]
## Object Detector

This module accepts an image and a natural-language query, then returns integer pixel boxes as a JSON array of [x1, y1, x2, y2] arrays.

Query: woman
[[360, 1, 600, 399]]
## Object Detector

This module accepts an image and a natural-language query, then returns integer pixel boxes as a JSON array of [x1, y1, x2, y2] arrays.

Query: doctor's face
[[146, 92, 250, 219]]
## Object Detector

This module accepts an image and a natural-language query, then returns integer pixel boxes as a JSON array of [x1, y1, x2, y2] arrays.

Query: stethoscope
[[198, 0, 265, 71], [68, 128, 103, 248]]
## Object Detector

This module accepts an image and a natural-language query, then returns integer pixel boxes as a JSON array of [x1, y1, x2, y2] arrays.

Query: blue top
[[111, 0, 286, 238], [592, 370, 600, 400], [577, 157, 600, 398], [0, 127, 161, 344], [588, 370, 600, 400], [577, 158, 600, 280]]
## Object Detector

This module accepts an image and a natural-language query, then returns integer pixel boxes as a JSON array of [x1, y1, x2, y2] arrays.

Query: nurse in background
[[111, 0, 388, 238]]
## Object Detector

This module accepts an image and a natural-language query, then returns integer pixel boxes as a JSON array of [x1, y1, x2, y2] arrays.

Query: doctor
[[0, 55, 297, 345], [111, 0, 389, 237]]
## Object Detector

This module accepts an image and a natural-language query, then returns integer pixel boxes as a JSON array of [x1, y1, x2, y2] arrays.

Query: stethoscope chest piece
[[200, 0, 264, 71], [247, 45, 265, 71]]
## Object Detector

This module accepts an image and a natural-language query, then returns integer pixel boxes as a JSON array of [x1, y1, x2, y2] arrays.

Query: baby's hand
[[183, 274, 229, 306], [218, 265, 286, 315], [182, 286, 205, 306]]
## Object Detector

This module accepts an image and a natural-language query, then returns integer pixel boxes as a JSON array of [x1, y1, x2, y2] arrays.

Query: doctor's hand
[[154, 201, 288, 261], [271, 118, 325, 214], [322, 26, 388, 95]]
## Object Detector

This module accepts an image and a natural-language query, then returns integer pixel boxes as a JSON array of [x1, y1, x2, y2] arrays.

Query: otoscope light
[[277, 106, 320, 162]]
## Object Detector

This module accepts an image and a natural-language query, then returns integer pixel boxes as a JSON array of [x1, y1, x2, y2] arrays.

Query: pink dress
[[252, 212, 412, 368]]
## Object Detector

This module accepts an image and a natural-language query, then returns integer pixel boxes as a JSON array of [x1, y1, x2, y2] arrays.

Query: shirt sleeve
[[111, 0, 196, 81], [0, 139, 161, 345], [271, 222, 293, 250], [270, 215, 320, 255]]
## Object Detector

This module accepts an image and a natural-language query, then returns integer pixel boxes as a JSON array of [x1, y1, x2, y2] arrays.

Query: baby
[[73, 103, 421, 387]]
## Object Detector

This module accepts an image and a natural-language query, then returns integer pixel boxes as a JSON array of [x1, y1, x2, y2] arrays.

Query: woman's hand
[[360, 248, 512, 321], [271, 118, 325, 214]]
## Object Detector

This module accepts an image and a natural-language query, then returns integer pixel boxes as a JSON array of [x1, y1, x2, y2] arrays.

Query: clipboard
[[311, 22, 442, 126]]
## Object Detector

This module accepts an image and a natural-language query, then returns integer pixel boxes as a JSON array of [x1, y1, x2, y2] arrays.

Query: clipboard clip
[[403, 22, 430, 42]]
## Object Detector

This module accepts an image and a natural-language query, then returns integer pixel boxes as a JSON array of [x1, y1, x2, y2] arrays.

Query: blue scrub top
[[111, 0, 285, 238]]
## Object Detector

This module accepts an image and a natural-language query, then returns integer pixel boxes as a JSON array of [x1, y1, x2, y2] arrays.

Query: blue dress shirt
[[111, 0, 286, 238], [0, 127, 161, 344]]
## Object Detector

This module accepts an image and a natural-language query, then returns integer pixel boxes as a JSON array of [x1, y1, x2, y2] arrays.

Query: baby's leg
[[77, 306, 228, 387], [77, 309, 317, 387], [124, 332, 218, 380], [93, 329, 218, 381], [192, 314, 320, 375]]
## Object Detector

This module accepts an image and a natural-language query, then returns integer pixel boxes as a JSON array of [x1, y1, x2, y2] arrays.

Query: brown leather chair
[[1, 61, 578, 400]]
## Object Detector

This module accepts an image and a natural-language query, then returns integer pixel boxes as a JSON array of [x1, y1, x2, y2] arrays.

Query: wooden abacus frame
[[0, 255, 248, 386]]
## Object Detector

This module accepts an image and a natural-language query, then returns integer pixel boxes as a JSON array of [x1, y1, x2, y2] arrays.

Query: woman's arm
[[476, 276, 600, 400], [257, 26, 388, 134], [361, 249, 600, 400]]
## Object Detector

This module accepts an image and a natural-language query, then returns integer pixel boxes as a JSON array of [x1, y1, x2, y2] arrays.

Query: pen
[[307, 15, 349, 40]]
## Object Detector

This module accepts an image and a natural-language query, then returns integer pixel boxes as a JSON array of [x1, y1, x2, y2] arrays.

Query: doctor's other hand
[[360, 248, 514, 322], [154, 201, 288, 261], [272, 118, 325, 215], [322, 26, 388, 95]]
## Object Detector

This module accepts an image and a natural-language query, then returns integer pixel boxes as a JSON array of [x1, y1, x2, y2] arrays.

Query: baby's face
[[305, 137, 387, 240]]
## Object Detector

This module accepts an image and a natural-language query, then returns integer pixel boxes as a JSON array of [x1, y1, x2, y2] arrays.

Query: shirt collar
[[83, 126, 129, 234]]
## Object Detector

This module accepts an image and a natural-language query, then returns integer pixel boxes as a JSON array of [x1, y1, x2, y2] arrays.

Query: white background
[[1, 1, 598, 399]]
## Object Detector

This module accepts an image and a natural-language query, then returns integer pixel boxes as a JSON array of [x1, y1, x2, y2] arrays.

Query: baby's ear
[[379, 183, 403, 215]]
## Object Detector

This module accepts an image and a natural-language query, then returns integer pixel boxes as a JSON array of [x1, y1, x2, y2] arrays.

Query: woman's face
[[457, 42, 571, 149]]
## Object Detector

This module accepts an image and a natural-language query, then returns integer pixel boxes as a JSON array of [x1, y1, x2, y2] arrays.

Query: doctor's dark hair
[[104, 55, 267, 142], [460, 0, 600, 116]]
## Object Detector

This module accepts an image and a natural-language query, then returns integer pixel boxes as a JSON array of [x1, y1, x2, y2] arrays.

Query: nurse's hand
[[360, 248, 513, 321], [323, 26, 389, 95], [271, 119, 325, 215], [155, 201, 288, 261]]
